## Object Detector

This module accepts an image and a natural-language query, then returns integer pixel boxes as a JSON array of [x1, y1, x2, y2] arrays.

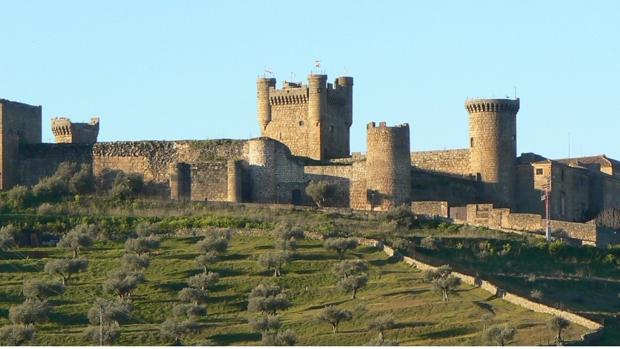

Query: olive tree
[[338, 273, 368, 299], [317, 306, 352, 334], [172, 303, 207, 319], [247, 283, 290, 315], [187, 272, 219, 291], [57, 224, 95, 258], [0, 225, 18, 250], [194, 251, 219, 273], [548, 316, 570, 345], [120, 253, 150, 272], [258, 252, 290, 277], [83, 298, 133, 345], [324, 237, 358, 259], [369, 316, 396, 344], [103, 270, 145, 300], [124, 236, 160, 256], [159, 317, 198, 346], [44, 258, 89, 285], [22, 280, 65, 301], [9, 299, 50, 325], [482, 325, 516, 346], [333, 259, 368, 278], [0, 324, 36, 345], [197, 233, 230, 255], [305, 180, 334, 208], [178, 287, 208, 306], [423, 265, 461, 302], [262, 329, 297, 346]]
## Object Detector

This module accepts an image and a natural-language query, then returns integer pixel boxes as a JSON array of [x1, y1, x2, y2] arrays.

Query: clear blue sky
[[1, 1, 619, 159]]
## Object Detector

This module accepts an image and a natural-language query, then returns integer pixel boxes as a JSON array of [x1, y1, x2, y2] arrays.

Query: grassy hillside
[[0, 231, 586, 345]]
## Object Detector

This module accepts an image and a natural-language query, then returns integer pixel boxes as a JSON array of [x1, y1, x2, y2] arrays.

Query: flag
[[264, 68, 273, 75], [541, 193, 546, 201], [314, 60, 321, 68]]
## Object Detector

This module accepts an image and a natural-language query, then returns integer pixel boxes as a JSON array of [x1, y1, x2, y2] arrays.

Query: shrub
[[197, 233, 230, 254], [187, 272, 220, 291], [369, 316, 396, 344], [124, 236, 160, 255], [172, 304, 207, 319], [385, 205, 415, 229], [420, 236, 439, 250], [423, 265, 461, 301], [332, 259, 368, 278], [530, 289, 544, 300], [84, 298, 132, 345], [338, 273, 368, 299], [0, 224, 18, 250], [547, 316, 570, 345], [68, 164, 95, 194], [159, 317, 198, 346], [37, 203, 55, 215], [178, 287, 208, 306], [258, 252, 290, 277], [32, 176, 68, 199], [195, 252, 219, 273], [262, 329, 297, 346]]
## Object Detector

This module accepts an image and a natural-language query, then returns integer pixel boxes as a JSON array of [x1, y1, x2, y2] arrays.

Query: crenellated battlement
[[52, 117, 100, 144], [367, 121, 410, 130], [465, 98, 520, 113]]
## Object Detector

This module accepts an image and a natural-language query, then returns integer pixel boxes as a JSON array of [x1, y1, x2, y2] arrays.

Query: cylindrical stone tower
[[366, 122, 412, 210], [466, 98, 520, 209], [247, 138, 277, 203], [307, 74, 327, 160], [227, 159, 242, 203], [257, 77, 276, 132], [335, 76, 354, 128]]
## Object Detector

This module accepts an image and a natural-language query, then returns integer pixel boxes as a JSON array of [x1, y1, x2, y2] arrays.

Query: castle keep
[[2, 72, 620, 234]]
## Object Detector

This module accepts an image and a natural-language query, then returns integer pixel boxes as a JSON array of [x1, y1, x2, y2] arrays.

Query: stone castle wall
[[304, 161, 368, 209], [411, 149, 471, 176]]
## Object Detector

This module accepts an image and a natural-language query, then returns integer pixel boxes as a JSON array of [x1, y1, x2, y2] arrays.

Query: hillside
[[0, 224, 588, 345]]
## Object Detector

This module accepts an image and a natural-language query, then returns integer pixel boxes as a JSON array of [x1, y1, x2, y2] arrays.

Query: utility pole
[[543, 176, 551, 241]]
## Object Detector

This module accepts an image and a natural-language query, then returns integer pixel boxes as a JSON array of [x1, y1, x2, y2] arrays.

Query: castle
[[1, 73, 620, 227]]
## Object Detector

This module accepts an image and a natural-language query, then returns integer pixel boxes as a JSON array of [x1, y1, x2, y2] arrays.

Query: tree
[[68, 164, 95, 194], [548, 316, 570, 345], [275, 223, 304, 254], [84, 298, 133, 345], [172, 303, 207, 319], [258, 252, 290, 277], [423, 265, 461, 302], [338, 273, 368, 299], [103, 270, 145, 300], [420, 236, 439, 250], [482, 325, 516, 346], [194, 252, 219, 273], [0, 324, 36, 345], [7, 185, 33, 209], [385, 204, 415, 229], [0, 224, 18, 250], [120, 253, 150, 272], [250, 315, 281, 334], [135, 222, 163, 238], [159, 317, 198, 346], [369, 316, 395, 344], [178, 287, 208, 306], [124, 236, 160, 256], [57, 224, 94, 258], [197, 234, 230, 255], [9, 299, 50, 325], [333, 259, 368, 278], [324, 237, 358, 259], [317, 306, 352, 334], [110, 172, 144, 200], [44, 258, 89, 285], [187, 272, 220, 291], [22, 280, 65, 301], [262, 329, 297, 346], [305, 180, 334, 208], [247, 283, 290, 315]]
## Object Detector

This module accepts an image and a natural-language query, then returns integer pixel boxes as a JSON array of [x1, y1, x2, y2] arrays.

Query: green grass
[[0, 233, 586, 345]]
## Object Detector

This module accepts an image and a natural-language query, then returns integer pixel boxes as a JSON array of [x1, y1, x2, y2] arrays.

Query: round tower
[[336, 76, 354, 130], [257, 77, 276, 132], [366, 122, 412, 210], [307, 74, 328, 160], [227, 159, 242, 203], [247, 138, 277, 203], [466, 98, 520, 208]]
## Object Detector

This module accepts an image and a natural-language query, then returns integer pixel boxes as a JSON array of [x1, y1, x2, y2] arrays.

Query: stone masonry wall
[[304, 161, 367, 209], [411, 201, 449, 218], [410, 149, 471, 176]]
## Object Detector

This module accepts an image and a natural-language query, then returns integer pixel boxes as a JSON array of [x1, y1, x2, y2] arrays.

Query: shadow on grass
[[154, 281, 187, 292], [0, 263, 40, 273], [0, 308, 7, 318], [49, 311, 89, 326], [303, 299, 349, 311], [393, 320, 436, 329], [472, 301, 495, 314], [295, 253, 337, 261], [211, 268, 244, 277], [210, 332, 261, 345], [158, 253, 199, 260], [369, 256, 401, 267], [220, 253, 251, 261], [2, 250, 51, 259], [380, 288, 426, 297], [417, 326, 476, 340]]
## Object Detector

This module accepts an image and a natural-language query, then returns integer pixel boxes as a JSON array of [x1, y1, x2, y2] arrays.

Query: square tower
[[257, 74, 353, 161], [0, 99, 42, 189]]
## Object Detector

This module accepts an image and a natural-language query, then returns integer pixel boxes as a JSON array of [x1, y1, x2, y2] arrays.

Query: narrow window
[[470, 138, 474, 148], [535, 168, 543, 175], [299, 120, 304, 127]]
